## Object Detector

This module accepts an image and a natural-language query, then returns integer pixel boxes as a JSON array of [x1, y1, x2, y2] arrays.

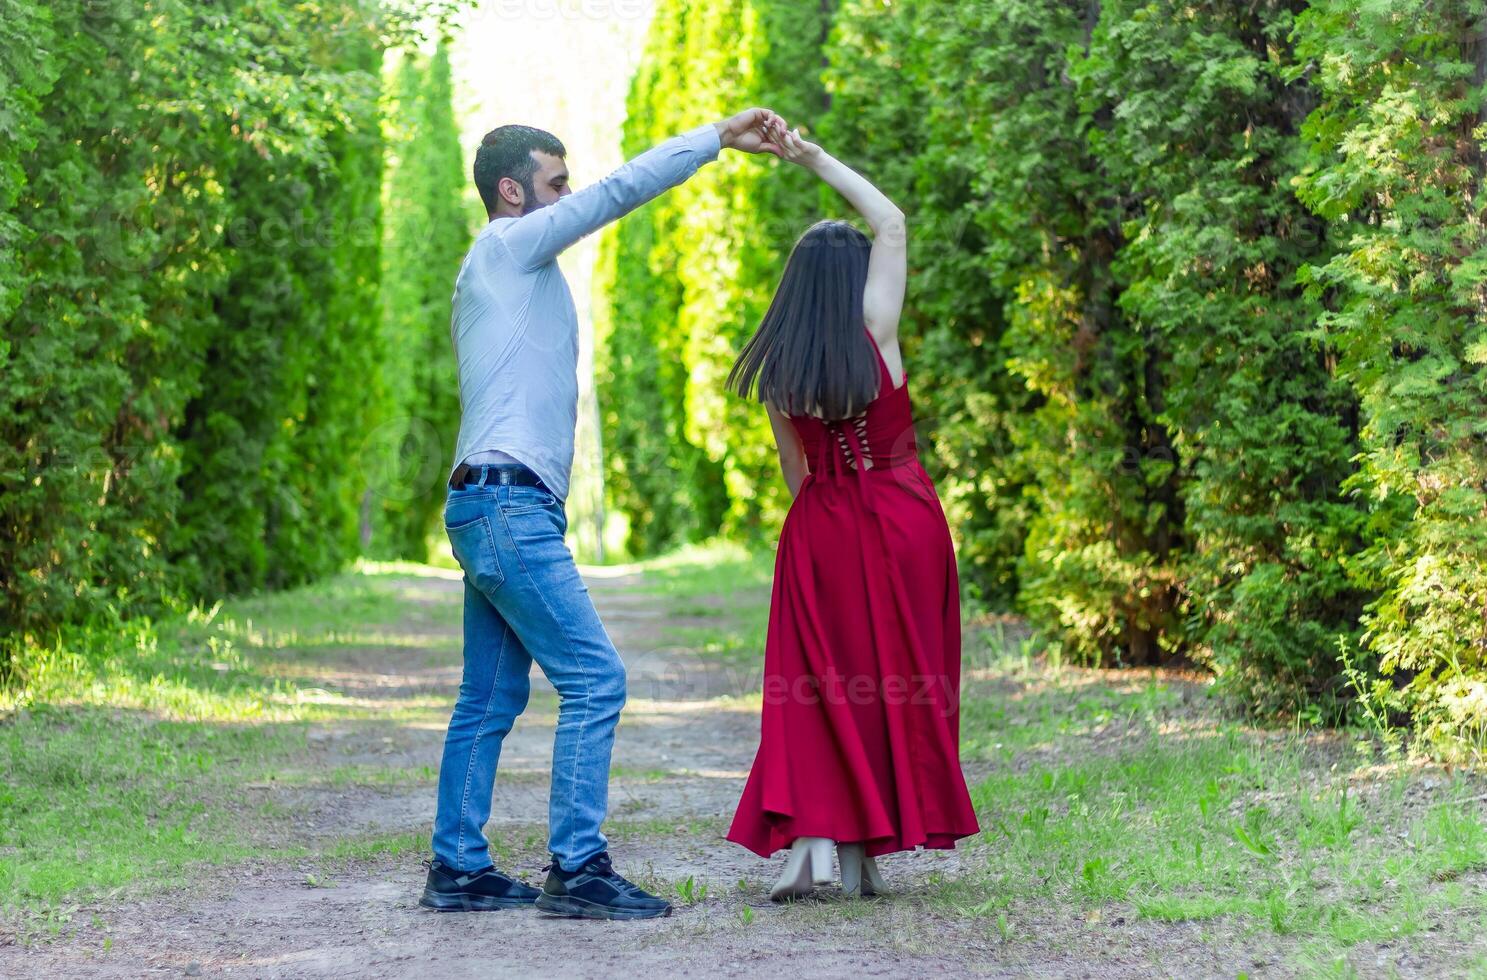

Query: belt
[[449, 462, 549, 491]]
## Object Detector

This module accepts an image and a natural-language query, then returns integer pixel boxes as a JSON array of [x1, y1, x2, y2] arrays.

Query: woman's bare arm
[[769, 124, 907, 341], [766, 403, 810, 497]]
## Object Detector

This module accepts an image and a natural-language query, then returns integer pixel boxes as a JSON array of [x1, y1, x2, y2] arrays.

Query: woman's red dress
[[726, 330, 981, 859]]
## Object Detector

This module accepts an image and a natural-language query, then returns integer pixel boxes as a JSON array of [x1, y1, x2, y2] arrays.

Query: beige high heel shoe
[[769, 836, 835, 901], [861, 852, 888, 895], [836, 843, 890, 897]]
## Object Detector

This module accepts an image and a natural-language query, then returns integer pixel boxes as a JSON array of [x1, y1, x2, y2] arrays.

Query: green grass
[[944, 638, 1487, 968], [620, 539, 772, 668], [1, 705, 298, 904], [657, 620, 770, 668], [606, 814, 730, 839], [610, 765, 673, 782], [0, 563, 468, 914], [0, 544, 770, 916], [8, 542, 1487, 975], [616, 540, 774, 601]]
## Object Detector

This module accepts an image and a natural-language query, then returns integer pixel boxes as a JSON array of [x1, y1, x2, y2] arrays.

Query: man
[[420, 108, 786, 920]]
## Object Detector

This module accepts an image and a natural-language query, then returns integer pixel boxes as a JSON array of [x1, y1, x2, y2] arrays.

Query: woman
[[724, 123, 980, 900]]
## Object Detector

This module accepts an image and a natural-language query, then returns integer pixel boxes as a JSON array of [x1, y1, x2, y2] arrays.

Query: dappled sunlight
[[16, 692, 299, 726], [1153, 717, 1227, 739], [643, 767, 752, 780], [580, 562, 653, 580], [678, 768, 751, 780], [384, 584, 464, 609], [267, 687, 446, 713], [580, 539, 763, 578], [992, 665, 1211, 701], [382, 708, 560, 733], [352, 559, 463, 582], [230, 630, 450, 652], [254, 661, 457, 688], [400, 719, 462, 733], [621, 695, 761, 717], [13, 533, 1487, 974]]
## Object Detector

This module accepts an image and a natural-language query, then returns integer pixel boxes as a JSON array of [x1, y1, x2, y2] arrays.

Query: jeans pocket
[[501, 485, 558, 514], [446, 515, 506, 596]]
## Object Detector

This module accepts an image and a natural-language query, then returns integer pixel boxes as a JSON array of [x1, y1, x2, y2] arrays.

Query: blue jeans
[[431, 480, 627, 872]]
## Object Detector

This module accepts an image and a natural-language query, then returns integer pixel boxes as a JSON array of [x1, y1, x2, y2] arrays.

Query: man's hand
[[714, 108, 786, 156]]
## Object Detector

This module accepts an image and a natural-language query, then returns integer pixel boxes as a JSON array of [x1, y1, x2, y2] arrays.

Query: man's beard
[[520, 178, 542, 215]]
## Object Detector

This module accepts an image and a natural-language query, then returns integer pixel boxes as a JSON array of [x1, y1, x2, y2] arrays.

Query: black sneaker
[[418, 859, 541, 911], [534, 851, 673, 920]]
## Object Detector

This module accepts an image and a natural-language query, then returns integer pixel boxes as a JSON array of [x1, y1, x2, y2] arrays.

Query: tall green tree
[[1293, 0, 1487, 752], [0, 0, 408, 676], [897, 1, 1188, 663], [169, 0, 387, 596], [2, 0, 238, 635], [821, 0, 1033, 609], [594, 0, 832, 557], [1076, 0, 1366, 707], [594, 3, 719, 555], [820, 0, 1366, 693], [367, 41, 470, 560]]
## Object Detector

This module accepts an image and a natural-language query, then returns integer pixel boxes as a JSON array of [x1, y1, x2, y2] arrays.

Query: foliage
[[595, 0, 1487, 748], [7, 0, 1487, 753], [821, 0, 1034, 610], [594, 0, 831, 556], [0, 1, 464, 680], [368, 42, 471, 560], [1071, 1, 1367, 712], [1292, 0, 1487, 755]]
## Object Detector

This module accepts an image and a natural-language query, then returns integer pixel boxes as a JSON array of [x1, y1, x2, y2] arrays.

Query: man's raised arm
[[500, 108, 784, 271]]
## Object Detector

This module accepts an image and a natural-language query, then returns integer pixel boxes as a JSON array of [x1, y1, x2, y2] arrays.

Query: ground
[[4, 548, 1487, 977]]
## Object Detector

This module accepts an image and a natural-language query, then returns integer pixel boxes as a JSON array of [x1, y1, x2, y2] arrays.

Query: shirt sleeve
[[498, 123, 723, 271]]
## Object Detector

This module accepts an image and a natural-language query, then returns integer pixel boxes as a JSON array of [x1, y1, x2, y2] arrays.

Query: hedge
[[0, 1, 464, 678], [597, 0, 1487, 750]]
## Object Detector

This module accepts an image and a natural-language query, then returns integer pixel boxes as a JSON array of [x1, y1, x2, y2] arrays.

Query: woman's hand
[[769, 121, 823, 169], [766, 118, 901, 236]]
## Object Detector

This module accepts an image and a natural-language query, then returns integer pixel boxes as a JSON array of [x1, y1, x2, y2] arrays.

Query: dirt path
[[11, 568, 1036, 978], [11, 562, 1481, 977]]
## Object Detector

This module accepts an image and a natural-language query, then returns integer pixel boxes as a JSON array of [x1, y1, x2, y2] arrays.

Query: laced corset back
[[787, 330, 917, 481]]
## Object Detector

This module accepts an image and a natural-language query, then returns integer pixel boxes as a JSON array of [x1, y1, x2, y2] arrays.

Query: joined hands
[[715, 108, 789, 157]]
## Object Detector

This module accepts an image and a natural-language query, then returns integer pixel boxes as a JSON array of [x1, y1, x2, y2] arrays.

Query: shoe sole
[[418, 889, 537, 912], [534, 892, 672, 920]]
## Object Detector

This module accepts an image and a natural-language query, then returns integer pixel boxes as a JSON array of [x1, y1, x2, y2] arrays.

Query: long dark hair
[[727, 220, 878, 420]]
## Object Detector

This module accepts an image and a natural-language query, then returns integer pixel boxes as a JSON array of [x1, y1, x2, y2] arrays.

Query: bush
[[1292, 0, 1487, 755], [594, 0, 831, 556], [0, 1, 456, 680], [595, 0, 1487, 751], [367, 42, 471, 560]]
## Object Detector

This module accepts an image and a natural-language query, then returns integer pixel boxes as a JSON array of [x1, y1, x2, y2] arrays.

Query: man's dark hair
[[473, 125, 566, 215]]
